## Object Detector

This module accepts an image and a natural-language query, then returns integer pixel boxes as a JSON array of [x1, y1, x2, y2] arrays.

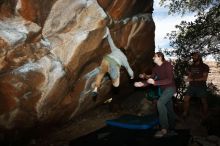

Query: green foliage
[[165, 4, 220, 60], [171, 59, 189, 100], [159, 0, 220, 15], [160, 0, 220, 98], [161, 1, 220, 60]]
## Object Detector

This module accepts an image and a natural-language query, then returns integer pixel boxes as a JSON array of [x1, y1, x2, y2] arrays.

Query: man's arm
[[134, 72, 155, 87], [139, 73, 151, 79], [186, 73, 192, 82], [193, 72, 208, 81]]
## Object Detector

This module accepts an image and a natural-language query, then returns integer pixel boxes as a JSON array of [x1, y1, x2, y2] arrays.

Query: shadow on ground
[[70, 126, 191, 146]]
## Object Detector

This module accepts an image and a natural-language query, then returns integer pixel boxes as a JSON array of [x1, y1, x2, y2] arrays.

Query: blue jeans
[[157, 87, 176, 130]]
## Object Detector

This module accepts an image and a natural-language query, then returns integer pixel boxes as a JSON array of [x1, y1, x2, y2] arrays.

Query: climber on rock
[[91, 27, 134, 100]]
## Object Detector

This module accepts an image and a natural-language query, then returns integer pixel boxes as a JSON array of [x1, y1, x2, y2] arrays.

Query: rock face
[[0, 0, 155, 132]]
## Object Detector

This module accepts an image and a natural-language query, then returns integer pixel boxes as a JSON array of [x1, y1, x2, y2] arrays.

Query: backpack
[[145, 85, 161, 101]]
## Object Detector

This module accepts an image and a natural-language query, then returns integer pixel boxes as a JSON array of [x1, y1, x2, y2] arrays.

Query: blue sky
[[153, 0, 196, 51]]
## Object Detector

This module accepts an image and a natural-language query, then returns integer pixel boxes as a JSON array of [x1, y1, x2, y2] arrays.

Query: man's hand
[[134, 82, 144, 87], [139, 73, 151, 79], [147, 78, 155, 85], [139, 73, 146, 79]]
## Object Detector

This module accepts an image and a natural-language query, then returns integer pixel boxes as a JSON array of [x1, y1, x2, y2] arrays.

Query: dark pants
[[157, 87, 176, 130], [185, 85, 208, 97]]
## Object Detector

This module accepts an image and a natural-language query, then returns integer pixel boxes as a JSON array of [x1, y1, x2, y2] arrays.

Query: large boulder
[[0, 0, 155, 133]]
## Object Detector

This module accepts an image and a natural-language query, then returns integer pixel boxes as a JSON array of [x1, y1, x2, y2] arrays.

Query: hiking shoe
[[154, 129, 167, 138]]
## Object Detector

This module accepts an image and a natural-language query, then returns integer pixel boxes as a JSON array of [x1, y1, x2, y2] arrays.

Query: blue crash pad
[[106, 114, 159, 130]]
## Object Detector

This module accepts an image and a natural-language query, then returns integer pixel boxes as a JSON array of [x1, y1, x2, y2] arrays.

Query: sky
[[152, 0, 197, 51]]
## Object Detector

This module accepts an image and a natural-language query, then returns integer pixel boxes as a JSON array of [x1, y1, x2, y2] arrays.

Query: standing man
[[92, 27, 134, 98], [134, 52, 176, 138], [183, 52, 209, 119]]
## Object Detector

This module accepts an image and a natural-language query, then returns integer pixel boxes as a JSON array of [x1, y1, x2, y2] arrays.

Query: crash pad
[[106, 114, 159, 130]]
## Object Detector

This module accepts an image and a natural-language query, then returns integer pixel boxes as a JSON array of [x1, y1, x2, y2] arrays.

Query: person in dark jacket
[[134, 52, 176, 138], [183, 52, 209, 119]]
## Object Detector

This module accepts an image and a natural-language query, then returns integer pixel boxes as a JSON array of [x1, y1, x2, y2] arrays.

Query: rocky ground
[[26, 89, 220, 146]]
